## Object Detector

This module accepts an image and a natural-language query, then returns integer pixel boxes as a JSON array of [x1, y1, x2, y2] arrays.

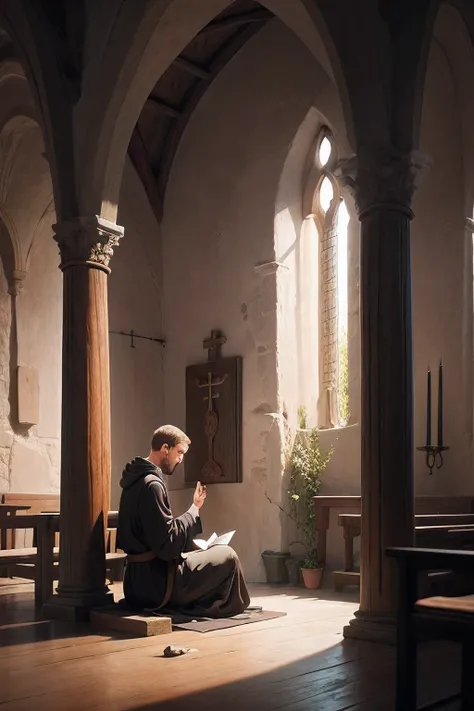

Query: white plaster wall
[[413, 36, 472, 495], [161, 19, 349, 580], [11, 210, 62, 492], [0, 100, 63, 495], [109, 158, 165, 508], [0, 213, 63, 495], [0, 256, 12, 490]]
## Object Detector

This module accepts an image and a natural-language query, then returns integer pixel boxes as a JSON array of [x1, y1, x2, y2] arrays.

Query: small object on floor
[[163, 645, 198, 657]]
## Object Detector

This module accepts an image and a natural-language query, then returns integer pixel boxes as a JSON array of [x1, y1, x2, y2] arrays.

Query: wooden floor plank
[[0, 578, 461, 711]]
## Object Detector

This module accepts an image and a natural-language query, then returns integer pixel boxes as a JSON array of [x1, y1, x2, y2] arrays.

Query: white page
[[182, 530, 236, 559], [193, 532, 218, 551], [213, 530, 235, 546]]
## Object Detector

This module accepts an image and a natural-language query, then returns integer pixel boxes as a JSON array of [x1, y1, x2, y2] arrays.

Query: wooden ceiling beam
[[146, 96, 181, 119], [127, 126, 163, 223], [156, 22, 268, 207], [173, 56, 211, 80], [199, 9, 272, 35], [135, 11, 273, 222]]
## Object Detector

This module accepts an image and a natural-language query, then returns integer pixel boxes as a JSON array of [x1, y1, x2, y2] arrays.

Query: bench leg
[[395, 563, 418, 711], [343, 529, 354, 571], [461, 641, 474, 710], [36, 518, 55, 607]]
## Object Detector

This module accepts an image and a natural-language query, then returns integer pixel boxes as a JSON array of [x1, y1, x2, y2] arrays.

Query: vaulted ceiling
[[128, 0, 274, 223], [0, 0, 273, 223]]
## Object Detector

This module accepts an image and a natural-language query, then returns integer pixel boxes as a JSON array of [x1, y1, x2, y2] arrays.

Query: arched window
[[308, 128, 349, 428]]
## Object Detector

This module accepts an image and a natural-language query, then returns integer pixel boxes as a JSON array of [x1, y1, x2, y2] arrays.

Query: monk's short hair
[[151, 425, 191, 451]]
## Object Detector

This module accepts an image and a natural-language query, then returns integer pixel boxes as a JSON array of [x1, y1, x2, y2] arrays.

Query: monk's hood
[[119, 457, 161, 489]]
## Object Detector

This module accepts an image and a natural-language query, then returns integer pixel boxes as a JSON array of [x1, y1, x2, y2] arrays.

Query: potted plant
[[287, 421, 333, 588], [265, 406, 333, 588]]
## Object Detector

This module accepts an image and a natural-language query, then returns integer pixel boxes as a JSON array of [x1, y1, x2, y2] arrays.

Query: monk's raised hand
[[193, 481, 207, 509]]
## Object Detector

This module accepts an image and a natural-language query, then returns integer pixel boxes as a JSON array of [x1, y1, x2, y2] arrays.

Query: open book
[[182, 530, 235, 558]]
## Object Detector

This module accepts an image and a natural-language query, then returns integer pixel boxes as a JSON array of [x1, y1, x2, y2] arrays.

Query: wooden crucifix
[[195, 371, 228, 479], [185, 330, 243, 485], [203, 329, 227, 361]]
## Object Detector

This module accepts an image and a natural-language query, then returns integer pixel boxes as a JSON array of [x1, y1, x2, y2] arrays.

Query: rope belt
[[126, 550, 157, 563], [125, 550, 176, 609]]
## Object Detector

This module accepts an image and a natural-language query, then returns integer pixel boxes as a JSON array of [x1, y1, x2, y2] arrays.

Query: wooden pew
[[1, 492, 60, 547], [314, 495, 474, 570], [0, 512, 125, 605], [0, 513, 58, 604], [333, 514, 474, 591], [1, 494, 124, 583], [387, 546, 474, 711]]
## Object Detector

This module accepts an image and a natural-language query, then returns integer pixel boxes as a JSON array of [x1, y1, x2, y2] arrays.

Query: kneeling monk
[[117, 424, 250, 618]]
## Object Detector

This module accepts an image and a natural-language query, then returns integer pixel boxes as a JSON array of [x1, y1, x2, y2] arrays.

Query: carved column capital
[[8, 269, 28, 297], [335, 148, 432, 218], [53, 216, 124, 272], [465, 217, 474, 233]]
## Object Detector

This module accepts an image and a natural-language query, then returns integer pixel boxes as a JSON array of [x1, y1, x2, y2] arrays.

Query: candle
[[426, 368, 431, 447], [437, 360, 443, 448]]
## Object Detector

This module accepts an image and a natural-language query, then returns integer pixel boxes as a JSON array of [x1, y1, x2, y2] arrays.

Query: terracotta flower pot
[[301, 566, 323, 589]]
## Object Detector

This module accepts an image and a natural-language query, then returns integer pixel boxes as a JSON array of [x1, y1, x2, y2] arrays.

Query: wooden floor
[[0, 577, 461, 711]]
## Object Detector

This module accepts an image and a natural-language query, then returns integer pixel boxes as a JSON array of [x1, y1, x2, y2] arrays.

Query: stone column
[[337, 149, 430, 643], [45, 216, 123, 621]]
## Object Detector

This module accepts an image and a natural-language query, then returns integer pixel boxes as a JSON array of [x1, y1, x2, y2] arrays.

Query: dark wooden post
[[45, 216, 123, 621], [36, 513, 58, 607], [338, 149, 430, 643]]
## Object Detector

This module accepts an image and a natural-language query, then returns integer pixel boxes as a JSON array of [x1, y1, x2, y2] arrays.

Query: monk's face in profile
[[161, 442, 189, 475]]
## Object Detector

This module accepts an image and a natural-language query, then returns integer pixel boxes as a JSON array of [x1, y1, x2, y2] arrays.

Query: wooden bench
[[387, 546, 474, 711], [0, 512, 126, 605], [1, 492, 60, 548], [333, 512, 474, 591], [314, 495, 474, 570], [0, 513, 58, 604], [9, 529, 126, 585], [0, 493, 125, 584]]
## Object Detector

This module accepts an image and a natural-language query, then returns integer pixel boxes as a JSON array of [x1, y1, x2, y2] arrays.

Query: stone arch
[[0, 209, 17, 294], [391, 0, 442, 153], [0, 9, 74, 220], [78, 0, 352, 222], [0, 114, 54, 282], [429, 3, 474, 210], [0, 49, 56, 282]]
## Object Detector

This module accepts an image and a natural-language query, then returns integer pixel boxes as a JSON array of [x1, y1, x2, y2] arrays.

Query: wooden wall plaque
[[185, 355, 242, 485]]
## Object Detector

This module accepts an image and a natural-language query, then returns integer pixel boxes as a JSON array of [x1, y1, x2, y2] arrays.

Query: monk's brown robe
[[117, 457, 250, 618]]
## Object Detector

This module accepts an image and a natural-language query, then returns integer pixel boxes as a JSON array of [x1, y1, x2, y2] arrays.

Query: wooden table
[[0, 503, 31, 549]]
